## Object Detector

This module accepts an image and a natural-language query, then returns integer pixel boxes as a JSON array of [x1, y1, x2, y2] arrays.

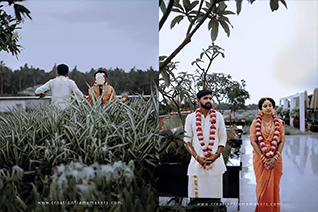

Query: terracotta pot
[[293, 118, 299, 128]]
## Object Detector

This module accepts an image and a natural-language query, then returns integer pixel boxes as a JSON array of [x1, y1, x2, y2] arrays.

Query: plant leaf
[[170, 15, 184, 29], [220, 20, 230, 37], [270, 0, 279, 12], [210, 20, 219, 42], [159, 0, 166, 14], [236, 0, 243, 15], [188, 1, 199, 11], [183, 0, 191, 12]]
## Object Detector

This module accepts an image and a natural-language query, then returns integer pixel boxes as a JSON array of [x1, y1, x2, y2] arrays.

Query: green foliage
[[159, 0, 288, 72], [0, 0, 32, 57], [276, 106, 283, 118], [242, 125, 250, 135], [160, 43, 250, 117], [159, 127, 191, 165], [281, 107, 290, 117], [284, 125, 311, 135], [236, 110, 258, 126], [290, 107, 300, 119], [0, 62, 158, 96], [0, 92, 159, 211]]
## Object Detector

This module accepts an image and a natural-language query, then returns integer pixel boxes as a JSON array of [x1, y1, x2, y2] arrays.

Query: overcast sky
[[1, 0, 158, 73], [160, 0, 318, 105]]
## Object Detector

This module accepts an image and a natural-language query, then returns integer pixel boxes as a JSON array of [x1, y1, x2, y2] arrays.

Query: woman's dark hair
[[197, 90, 212, 100], [57, 64, 69, 76], [258, 97, 276, 110], [94, 69, 108, 78]]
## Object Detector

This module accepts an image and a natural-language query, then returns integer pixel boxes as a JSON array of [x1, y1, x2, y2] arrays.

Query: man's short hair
[[57, 64, 69, 76], [94, 69, 108, 78], [197, 90, 212, 100]]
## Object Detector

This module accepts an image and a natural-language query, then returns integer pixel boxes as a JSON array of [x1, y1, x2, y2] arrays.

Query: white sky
[[160, 0, 318, 105], [0, 0, 158, 73]]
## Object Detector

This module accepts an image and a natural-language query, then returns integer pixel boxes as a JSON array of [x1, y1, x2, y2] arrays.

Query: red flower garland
[[195, 108, 217, 170], [255, 113, 280, 170]]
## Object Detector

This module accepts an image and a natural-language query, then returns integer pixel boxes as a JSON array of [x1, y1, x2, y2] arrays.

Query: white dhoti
[[188, 174, 223, 198]]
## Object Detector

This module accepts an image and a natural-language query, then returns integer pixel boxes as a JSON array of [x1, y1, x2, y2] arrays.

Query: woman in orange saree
[[88, 70, 128, 106], [250, 97, 285, 212]]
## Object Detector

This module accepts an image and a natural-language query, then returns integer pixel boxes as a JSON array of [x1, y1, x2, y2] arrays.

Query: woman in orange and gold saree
[[88, 70, 128, 106], [250, 97, 285, 212]]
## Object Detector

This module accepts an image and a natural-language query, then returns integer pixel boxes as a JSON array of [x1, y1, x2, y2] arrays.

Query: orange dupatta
[[250, 119, 285, 212]]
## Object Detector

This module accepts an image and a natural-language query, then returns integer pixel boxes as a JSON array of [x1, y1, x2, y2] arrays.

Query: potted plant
[[281, 107, 290, 125], [159, 127, 190, 197], [275, 106, 283, 118], [290, 107, 300, 128]]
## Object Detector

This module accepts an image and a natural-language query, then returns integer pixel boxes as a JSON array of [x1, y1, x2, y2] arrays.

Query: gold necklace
[[261, 120, 274, 137]]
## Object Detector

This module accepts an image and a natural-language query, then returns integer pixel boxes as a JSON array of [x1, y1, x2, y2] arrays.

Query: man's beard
[[201, 102, 212, 110]]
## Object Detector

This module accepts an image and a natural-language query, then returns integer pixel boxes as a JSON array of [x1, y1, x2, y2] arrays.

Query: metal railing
[[0, 95, 153, 112], [0, 95, 152, 100]]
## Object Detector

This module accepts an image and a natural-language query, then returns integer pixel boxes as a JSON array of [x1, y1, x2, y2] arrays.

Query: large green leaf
[[159, 0, 166, 14], [222, 10, 236, 15], [171, 8, 184, 13], [220, 20, 230, 37], [280, 0, 288, 8], [183, 0, 191, 12], [236, 0, 243, 15], [173, 1, 184, 12], [208, 19, 215, 31], [270, 0, 279, 11], [188, 1, 199, 11], [170, 15, 184, 29], [210, 20, 219, 42]]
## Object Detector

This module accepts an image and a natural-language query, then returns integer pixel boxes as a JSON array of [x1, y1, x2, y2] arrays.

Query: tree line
[[0, 62, 158, 96]]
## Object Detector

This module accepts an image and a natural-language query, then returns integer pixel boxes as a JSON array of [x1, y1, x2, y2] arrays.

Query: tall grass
[[0, 91, 159, 212]]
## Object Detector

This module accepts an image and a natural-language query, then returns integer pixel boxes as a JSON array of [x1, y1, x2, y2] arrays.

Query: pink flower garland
[[255, 113, 280, 170], [195, 108, 217, 170]]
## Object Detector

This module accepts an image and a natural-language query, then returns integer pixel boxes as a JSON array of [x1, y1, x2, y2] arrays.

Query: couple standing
[[35, 64, 128, 110], [184, 89, 285, 212]]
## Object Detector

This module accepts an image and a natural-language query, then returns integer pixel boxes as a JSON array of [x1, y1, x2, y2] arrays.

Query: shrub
[[284, 125, 312, 135], [281, 108, 290, 117], [0, 92, 159, 211], [290, 107, 300, 119]]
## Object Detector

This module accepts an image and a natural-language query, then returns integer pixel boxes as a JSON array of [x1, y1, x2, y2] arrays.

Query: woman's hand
[[264, 157, 277, 168], [122, 94, 128, 102]]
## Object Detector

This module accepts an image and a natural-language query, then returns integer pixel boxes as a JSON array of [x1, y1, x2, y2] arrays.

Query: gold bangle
[[276, 151, 281, 157], [195, 155, 198, 160], [273, 156, 278, 161]]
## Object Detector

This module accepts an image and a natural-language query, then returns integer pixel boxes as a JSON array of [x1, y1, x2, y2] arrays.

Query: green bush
[[284, 125, 312, 135], [0, 92, 159, 211], [276, 106, 283, 118], [290, 107, 300, 119], [281, 108, 290, 117], [238, 110, 258, 125]]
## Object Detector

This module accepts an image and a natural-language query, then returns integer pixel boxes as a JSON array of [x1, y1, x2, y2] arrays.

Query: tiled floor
[[240, 134, 318, 212], [159, 133, 318, 212]]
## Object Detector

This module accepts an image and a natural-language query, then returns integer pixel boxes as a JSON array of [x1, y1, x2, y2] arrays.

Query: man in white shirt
[[184, 90, 227, 202], [35, 64, 84, 110]]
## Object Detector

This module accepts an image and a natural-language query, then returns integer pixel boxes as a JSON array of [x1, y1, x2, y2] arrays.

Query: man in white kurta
[[184, 90, 227, 198], [35, 64, 84, 110]]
